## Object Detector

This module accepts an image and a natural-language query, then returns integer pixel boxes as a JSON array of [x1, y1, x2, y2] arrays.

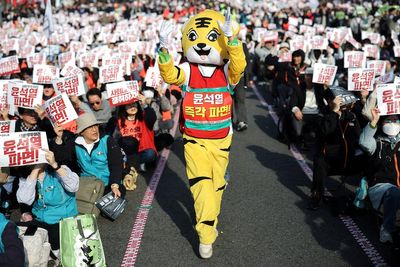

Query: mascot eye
[[207, 30, 219, 42], [187, 30, 198, 41]]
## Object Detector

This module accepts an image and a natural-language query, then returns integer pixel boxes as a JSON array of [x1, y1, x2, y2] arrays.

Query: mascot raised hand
[[158, 8, 246, 259]]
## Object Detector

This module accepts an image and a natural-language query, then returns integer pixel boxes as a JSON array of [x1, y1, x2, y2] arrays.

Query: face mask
[[382, 123, 400, 137], [143, 90, 154, 99]]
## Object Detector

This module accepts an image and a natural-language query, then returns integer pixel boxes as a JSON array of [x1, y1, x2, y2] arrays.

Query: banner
[[366, 60, 386, 77], [52, 74, 85, 96], [377, 84, 400, 115], [42, 93, 78, 126], [0, 131, 49, 167], [106, 81, 140, 107], [7, 83, 43, 109], [43, 0, 54, 38], [98, 65, 124, 84], [33, 65, 60, 84], [0, 56, 20, 77], [343, 51, 366, 68], [312, 63, 337, 85], [348, 68, 375, 91], [0, 121, 16, 134]]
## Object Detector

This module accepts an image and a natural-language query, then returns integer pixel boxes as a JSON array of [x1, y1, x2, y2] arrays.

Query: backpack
[[76, 177, 105, 217]]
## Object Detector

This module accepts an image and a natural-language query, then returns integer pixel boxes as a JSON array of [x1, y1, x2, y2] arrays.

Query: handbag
[[95, 192, 128, 221], [60, 214, 106, 267], [18, 226, 51, 267]]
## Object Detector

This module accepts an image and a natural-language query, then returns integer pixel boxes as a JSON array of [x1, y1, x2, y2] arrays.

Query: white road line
[[121, 108, 181, 267]]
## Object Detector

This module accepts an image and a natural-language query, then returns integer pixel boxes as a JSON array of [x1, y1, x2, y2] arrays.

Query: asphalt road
[[98, 83, 399, 267]]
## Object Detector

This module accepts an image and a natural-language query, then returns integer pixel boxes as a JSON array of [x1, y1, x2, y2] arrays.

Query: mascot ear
[[180, 18, 190, 35]]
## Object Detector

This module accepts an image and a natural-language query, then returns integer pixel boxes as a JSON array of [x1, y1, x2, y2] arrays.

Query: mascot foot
[[199, 243, 213, 259]]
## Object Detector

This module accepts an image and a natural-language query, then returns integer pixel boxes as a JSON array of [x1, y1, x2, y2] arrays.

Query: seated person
[[50, 112, 126, 198], [16, 149, 79, 260], [70, 88, 116, 135], [115, 100, 157, 172], [0, 210, 25, 267], [289, 67, 327, 147], [359, 109, 400, 245], [309, 95, 365, 210]]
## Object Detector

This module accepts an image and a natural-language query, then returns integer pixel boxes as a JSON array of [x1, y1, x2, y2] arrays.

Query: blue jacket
[[32, 172, 78, 225], [75, 135, 111, 186], [0, 213, 7, 253]]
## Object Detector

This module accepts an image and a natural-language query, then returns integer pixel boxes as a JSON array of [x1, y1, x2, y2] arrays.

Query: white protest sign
[[77, 53, 98, 68], [348, 68, 375, 91], [362, 31, 381, 45], [288, 17, 299, 27], [311, 36, 328, 50], [366, 60, 386, 77], [42, 93, 78, 126], [18, 45, 35, 59], [0, 56, 20, 77], [27, 53, 46, 68], [52, 74, 85, 96], [0, 81, 13, 115], [58, 51, 76, 69], [312, 63, 337, 86], [376, 84, 400, 115], [7, 83, 43, 109], [363, 45, 379, 59], [0, 131, 49, 167], [344, 51, 366, 69], [395, 76, 400, 85], [394, 46, 400, 58], [145, 66, 164, 88], [33, 65, 60, 84], [0, 121, 16, 134], [98, 65, 124, 84], [106, 81, 140, 107], [60, 61, 84, 77]]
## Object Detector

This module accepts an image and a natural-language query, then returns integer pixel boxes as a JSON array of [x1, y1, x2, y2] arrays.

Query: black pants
[[233, 78, 248, 124], [18, 220, 60, 250], [312, 153, 366, 194]]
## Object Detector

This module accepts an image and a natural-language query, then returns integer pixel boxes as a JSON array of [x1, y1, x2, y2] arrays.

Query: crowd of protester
[[0, 0, 400, 265]]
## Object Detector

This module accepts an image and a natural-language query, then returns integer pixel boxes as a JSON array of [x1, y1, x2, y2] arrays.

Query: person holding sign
[[359, 108, 400, 248], [309, 93, 366, 210], [16, 148, 79, 260]]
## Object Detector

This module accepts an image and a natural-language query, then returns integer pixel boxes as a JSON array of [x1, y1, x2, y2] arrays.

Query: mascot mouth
[[194, 48, 211, 57]]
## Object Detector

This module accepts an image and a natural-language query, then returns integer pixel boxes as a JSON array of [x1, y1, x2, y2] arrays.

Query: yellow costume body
[[158, 10, 246, 245]]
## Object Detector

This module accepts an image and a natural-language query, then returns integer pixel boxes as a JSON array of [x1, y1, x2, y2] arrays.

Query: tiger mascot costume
[[158, 8, 246, 258]]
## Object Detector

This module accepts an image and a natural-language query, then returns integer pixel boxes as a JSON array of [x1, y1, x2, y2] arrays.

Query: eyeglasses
[[89, 101, 101, 106]]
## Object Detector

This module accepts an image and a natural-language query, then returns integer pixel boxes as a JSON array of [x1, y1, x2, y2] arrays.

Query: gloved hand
[[217, 7, 233, 38], [159, 20, 174, 49]]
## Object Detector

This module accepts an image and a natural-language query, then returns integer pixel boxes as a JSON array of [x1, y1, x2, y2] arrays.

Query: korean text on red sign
[[0, 131, 48, 167], [377, 84, 400, 115]]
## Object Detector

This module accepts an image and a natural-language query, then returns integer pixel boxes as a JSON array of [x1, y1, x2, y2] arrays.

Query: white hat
[[76, 112, 99, 134]]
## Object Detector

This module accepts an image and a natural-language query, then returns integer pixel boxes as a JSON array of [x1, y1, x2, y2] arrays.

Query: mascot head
[[181, 10, 238, 66]]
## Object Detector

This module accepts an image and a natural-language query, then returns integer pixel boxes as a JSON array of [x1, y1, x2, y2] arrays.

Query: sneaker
[[380, 226, 393, 243], [307, 191, 321, 211], [236, 122, 248, 132], [199, 243, 213, 259]]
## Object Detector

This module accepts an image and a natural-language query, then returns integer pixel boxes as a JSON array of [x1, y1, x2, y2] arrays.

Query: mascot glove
[[159, 20, 174, 48], [217, 7, 233, 38]]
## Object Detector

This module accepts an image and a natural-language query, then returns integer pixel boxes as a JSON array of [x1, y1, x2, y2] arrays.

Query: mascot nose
[[197, 43, 206, 49]]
